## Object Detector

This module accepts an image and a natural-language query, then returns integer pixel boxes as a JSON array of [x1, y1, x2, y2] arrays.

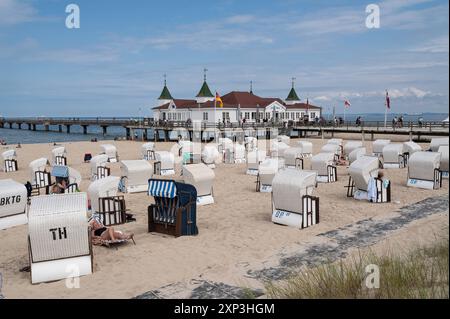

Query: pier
[[0, 117, 448, 142]]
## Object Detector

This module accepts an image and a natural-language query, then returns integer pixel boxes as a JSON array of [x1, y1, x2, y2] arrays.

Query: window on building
[[245, 112, 250, 120], [296, 112, 300, 119], [222, 112, 230, 121], [311, 112, 316, 119], [291, 112, 295, 120], [177, 113, 181, 120], [203, 112, 208, 121], [301, 112, 305, 118], [251, 112, 256, 120]]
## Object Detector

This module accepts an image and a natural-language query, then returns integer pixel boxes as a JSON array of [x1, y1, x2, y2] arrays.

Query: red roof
[[152, 91, 321, 110]]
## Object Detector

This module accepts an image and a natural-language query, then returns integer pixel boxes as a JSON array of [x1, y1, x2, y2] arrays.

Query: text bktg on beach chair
[[0, 179, 28, 230], [147, 179, 198, 237]]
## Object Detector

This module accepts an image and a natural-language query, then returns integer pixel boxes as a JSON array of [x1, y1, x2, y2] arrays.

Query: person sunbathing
[[89, 217, 135, 243]]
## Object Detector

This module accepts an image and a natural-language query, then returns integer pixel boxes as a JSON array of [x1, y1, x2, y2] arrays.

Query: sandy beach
[[0, 134, 448, 299]]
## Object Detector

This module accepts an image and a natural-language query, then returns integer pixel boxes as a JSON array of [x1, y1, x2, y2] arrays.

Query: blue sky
[[0, 0, 448, 117]]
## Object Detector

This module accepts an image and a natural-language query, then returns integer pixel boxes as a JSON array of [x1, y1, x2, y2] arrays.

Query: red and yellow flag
[[215, 92, 223, 107]]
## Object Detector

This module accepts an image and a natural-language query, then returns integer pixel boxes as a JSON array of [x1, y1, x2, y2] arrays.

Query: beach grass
[[267, 234, 449, 299]]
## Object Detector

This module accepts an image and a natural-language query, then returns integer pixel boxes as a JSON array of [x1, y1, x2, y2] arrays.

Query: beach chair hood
[[430, 138, 449, 152], [438, 145, 449, 172], [348, 156, 380, 191], [87, 176, 120, 213], [409, 152, 441, 181], [311, 153, 335, 175], [182, 163, 215, 197]]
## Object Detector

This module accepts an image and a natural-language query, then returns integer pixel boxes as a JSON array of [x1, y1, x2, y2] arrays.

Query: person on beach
[[89, 217, 134, 243]]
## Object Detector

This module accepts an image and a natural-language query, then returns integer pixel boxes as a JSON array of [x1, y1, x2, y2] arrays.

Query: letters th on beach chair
[[147, 179, 198, 237], [27, 193, 93, 284]]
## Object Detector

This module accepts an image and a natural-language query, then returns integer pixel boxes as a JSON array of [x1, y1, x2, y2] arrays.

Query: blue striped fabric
[[148, 180, 177, 198]]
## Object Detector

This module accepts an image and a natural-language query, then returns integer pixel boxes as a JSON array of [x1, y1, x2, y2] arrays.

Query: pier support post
[[101, 125, 108, 136], [125, 127, 131, 140], [9, 123, 13, 129], [82, 125, 88, 134], [362, 130, 365, 142], [58, 125, 62, 133], [409, 130, 413, 141], [32, 124, 36, 131], [44, 124, 49, 131], [371, 132, 374, 141], [27, 123, 32, 130], [66, 125, 71, 134], [143, 129, 148, 141], [18, 123, 22, 129]]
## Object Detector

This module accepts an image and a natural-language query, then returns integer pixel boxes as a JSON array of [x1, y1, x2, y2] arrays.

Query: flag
[[344, 100, 351, 108], [385, 91, 391, 109], [215, 92, 223, 108]]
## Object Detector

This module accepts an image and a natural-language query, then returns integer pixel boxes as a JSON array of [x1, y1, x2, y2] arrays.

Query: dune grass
[[267, 236, 449, 299]]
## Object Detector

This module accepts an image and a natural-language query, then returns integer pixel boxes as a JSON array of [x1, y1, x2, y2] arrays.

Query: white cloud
[[410, 36, 449, 53], [0, 0, 37, 25], [225, 15, 255, 24]]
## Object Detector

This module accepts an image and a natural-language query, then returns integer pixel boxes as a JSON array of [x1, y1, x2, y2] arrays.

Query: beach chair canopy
[[51, 146, 66, 158], [234, 143, 246, 160], [259, 158, 281, 174], [244, 136, 257, 149], [327, 138, 343, 146], [408, 152, 441, 181], [218, 138, 234, 150], [90, 154, 109, 176], [373, 139, 391, 154], [28, 193, 89, 263], [272, 169, 317, 214], [271, 141, 290, 157], [29, 158, 50, 181], [100, 144, 117, 160], [430, 138, 449, 152], [182, 163, 215, 197], [348, 156, 380, 191], [148, 179, 178, 198], [277, 135, 290, 144], [202, 144, 221, 165], [403, 141, 422, 155], [438, 146, 449, 172], [382, 143, 405, 163], [320, 144, 340, 155], [141, 142, 155, 157], [51, 165, 69, 178], [120, 160, 153, 187], [0, 179, 27, 219], [311, 152, 335, 175], [344, 141, 363, 155], [297, 141, 313, 154], [87, 176, 120, 213], [155, 151, 175, 170], [247, 150, 267, 170], [2, 150, 16, 160], [284, 147, 304, 166], [348, 147, 367, 164]]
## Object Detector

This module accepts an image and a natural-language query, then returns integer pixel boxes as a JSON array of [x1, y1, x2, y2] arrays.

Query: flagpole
[[384, 106, 387, 129]]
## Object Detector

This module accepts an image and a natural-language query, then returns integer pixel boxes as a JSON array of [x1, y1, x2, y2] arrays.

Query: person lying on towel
[[89, 216, 135, 245]]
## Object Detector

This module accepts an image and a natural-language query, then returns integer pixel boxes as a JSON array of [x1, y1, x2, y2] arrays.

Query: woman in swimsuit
[[89, 217, 134, 242]]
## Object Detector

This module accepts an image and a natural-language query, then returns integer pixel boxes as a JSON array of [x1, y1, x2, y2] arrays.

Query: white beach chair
[[234, 143, 246, 163], [120, 160, 153, 193], [347, 156, 390, 203], [0, 179, 28, 230], [311, 153, 337, 183], [88, 176, 127, 225], [403, 141, 422, 166], [202, 144, 221, 168], [270, 141, 290, 158], [296, 141, 313, 158], [29, 158, 51, 195], [154, 151, 175, 176], [382, 144, 406, 168], [320, 144, 341, 162], [438, 145, 449, 178], [343, 141, 363, 158], [372, 139, 391, 156], [2, 149, 18, 172], [100, 144, 118, 163], [182, 163, 215, 206], [257, 158, 284, 192], [429, 137, 449, 152], [244, 137, 257, 152], [348, 147, 367, 164], [142, 142, 155, 160], [90, 154, 110, 181], [28, 193, 92, 284], [51, 146, 67, 166], [283, 147, 305, 169], [246, 150, 267, 175], [407, 152, 442, 190], [271, 169, 319, 229]]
